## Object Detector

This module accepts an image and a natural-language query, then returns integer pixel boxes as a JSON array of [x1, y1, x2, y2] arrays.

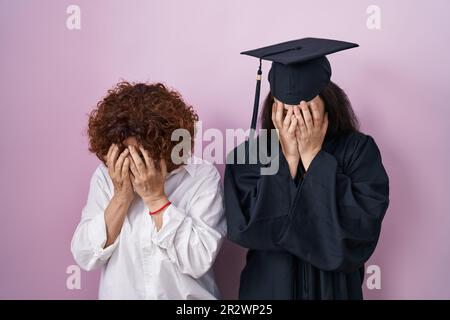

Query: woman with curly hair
[[71, 81, 226, 299]]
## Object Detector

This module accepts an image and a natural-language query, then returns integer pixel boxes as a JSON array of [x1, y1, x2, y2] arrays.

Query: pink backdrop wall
[[1, 0, 449, 299]]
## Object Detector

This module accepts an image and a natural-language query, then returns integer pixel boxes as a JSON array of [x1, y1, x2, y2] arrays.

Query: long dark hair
[[260, 81, 359, 137]]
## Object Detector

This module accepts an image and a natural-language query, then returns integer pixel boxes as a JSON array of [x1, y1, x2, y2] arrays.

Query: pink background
[[1, 0, 449, 299]]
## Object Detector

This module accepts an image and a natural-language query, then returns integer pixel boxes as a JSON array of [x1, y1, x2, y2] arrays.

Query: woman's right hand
[[105, 144, 135, 203], [271, 101, 300, 178]]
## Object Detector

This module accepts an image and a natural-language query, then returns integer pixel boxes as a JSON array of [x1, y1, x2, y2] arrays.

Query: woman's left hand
[[127, 145, 169, 212], [293, 100, 328, 171]]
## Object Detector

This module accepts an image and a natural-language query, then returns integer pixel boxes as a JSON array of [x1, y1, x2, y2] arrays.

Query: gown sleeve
[[224, 133, 390, 273], [224, 141, 300, 251], [276, 133, 389, 273]]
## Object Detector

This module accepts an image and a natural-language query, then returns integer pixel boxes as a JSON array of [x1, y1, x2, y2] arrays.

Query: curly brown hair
[[87, 81, 198, 172]]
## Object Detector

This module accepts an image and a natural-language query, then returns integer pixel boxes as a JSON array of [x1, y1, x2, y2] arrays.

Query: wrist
[[300, 146, 321, 159], [113, 192, 134, 205], [285, 155, 300, 164], [284, 156, 299, 179], [300, 149, 321, 171], [143, 194, 169, 212]]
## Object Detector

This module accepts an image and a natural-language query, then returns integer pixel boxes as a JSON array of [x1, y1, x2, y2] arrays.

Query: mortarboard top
[[241, 37, 358, 130]]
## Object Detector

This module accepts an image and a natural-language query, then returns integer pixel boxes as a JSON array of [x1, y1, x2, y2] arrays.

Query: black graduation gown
[[224, 131, 390, 300]]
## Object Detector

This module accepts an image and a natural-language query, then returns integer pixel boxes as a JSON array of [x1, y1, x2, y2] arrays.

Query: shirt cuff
[[151, 204, 186, 249], [87, 213, 119, 261]]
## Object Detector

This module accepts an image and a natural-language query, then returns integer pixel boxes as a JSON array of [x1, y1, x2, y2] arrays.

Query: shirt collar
[[167, 158, 197, 178], [183, 163, 196, 176]]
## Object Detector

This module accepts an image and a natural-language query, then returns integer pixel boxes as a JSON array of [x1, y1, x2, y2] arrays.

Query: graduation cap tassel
[[250, 59, 262, 131]]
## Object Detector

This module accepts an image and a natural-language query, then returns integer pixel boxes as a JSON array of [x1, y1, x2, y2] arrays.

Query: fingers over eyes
[[122, 157, 130, 179], [271, 103, 277, 127], [139, 146, 157, 172], [295, 104, 307, 133], [106, 144, 114, 162], [275, 102, 284, 128], [309, 100, 323, 127], [322, 112, 329, 133], [109, 144, 120, 169], [283, 106, 293, 128], [299, 101, 313, 130], [115, 148, 129, 175], [287, 115, 297, 135], [129, 156, 139, 177], [128, 145, 145, 174]]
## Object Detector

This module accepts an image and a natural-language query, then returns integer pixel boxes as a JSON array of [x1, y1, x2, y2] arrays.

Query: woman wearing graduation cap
[[224, 38, 390, 299]]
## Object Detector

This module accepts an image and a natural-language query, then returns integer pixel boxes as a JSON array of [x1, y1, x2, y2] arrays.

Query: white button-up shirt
[[71, 158, 226, 299]]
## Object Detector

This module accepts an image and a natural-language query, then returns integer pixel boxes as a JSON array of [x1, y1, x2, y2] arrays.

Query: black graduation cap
[[241, 37, 359, 130]]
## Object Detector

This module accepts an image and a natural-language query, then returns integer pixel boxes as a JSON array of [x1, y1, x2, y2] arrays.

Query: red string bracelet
[[149, 201, 171, 215]]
